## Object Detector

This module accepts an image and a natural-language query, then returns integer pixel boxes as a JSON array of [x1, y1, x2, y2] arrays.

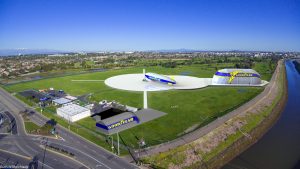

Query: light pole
[[41, 137, 48, 169], [40, 101, 43, 115], [117, 132, 120, 155], [68, 114, 70, 131], [10, 119, 12, 135], [111, 135, 114, 153], [143, 90, 148, 109]]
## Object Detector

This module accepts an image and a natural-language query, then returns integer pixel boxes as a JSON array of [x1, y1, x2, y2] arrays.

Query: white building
[[57, 104, 91, 122]]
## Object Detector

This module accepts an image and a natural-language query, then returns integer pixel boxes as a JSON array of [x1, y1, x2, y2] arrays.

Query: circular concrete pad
[[104, 74, 212, 91]]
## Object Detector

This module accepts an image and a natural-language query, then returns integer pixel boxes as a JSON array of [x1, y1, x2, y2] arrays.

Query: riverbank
[[292, 60, 300, 73], [141, 60, 287, 169], [224, 60, 300, 169], [212, 60, 288, 169]]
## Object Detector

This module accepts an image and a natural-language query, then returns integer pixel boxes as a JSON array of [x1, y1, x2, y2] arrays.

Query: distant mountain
[[144, 48, 201, 53], [0, 49, 69, 56]]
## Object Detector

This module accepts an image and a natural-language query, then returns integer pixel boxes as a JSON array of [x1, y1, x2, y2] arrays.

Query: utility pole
[[117, 132, 120, 155], [68, 115, 70, 131], [40, 101, 43, 115], [143, 90, 148, 109], [10, 117, 15, 135], [111, 135, 114, 153], [10, 120, 12, 135], [41, 137, 48, 169]]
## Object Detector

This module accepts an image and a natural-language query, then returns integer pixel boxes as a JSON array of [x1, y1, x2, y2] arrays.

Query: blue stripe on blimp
[[145, 75, 176, 84], [215, 72, 261, 78]]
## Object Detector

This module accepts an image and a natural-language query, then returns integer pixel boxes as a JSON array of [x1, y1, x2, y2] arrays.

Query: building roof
[[95, 108, 166, 135], [57, 104, 90, 116], [96, 112, 139, 135], [65, 95, 77, 101], [217, 69, 260, 74], [98, 112, 135, 125], [214, 69, 261, 78], [52, 98, 72, 105]]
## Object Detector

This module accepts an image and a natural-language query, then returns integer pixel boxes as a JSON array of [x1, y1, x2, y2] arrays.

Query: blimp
[[144, 72, 176, 85]]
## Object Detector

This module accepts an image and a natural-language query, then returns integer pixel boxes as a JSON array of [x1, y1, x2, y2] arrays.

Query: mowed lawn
[[117, 87, 262, 147], [4, 63, 269, 148]]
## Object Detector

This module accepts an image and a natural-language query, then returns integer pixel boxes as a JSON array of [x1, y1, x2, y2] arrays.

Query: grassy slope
[[253, 62, 274, 81], [4, 62, 272, 149]]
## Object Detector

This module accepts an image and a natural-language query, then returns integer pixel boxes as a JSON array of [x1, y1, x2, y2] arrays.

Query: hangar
[[91, 101, 166, 135], [212, 69, 262, 85]]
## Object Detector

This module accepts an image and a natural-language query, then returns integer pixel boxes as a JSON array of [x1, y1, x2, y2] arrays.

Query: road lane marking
[[0, 148, 31, 160], [47, 143, 112, 169], [37, 161, 54, 169], [39, 145, 89, 169], [25, 145, 39, 154]]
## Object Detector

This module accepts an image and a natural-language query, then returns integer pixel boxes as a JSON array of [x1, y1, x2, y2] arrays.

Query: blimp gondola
[[144, 72, 176, 85]]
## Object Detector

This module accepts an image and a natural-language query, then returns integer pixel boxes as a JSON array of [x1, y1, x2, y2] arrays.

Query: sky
[[0, 0, 299, 52]]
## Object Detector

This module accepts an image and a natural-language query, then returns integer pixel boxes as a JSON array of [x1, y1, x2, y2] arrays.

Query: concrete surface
[[105, 74, 212, 91]]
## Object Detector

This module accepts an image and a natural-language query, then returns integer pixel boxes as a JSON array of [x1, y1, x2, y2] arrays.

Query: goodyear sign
[[215, 71, 260, 84], [96, 116, 139, 131], [235, 73, 257, 77]]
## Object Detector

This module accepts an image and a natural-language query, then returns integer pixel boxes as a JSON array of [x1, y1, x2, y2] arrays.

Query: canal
[[223, 60, 300, 169]]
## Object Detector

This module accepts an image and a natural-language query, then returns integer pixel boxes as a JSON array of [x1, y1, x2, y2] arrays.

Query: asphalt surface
[[0, 148, 31, 169], [0, 88, 138, 169], [2, 110, 18, 134]]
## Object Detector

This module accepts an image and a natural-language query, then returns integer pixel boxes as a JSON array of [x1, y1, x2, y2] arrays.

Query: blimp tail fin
[[142, 69, 148, 82], [169, 76, 175, 81]]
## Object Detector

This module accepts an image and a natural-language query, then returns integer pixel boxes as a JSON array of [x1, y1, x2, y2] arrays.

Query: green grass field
[[24, 121, 40, 132], [4, 62, 272, 150]]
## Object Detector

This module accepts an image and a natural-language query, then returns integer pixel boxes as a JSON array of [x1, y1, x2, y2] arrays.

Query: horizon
[[0, 48, 298, 55], [1, 0, 300, 52], [0, 48, 299, 57]]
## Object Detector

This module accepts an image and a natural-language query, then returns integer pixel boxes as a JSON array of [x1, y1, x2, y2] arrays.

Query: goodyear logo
[[96, 116, 139, 130], [107, 117, 136, 130], [228, 71, 257, 83], [96, 116, 139, 131], [228, 71, 240, 83], [235, 73, 255, 77]]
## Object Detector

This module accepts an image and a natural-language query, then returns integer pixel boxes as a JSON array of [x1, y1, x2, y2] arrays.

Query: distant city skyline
[[0, 0, 299, 52]]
